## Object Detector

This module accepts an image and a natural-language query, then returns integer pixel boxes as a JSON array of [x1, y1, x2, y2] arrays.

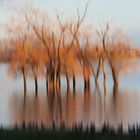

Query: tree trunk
[[34, 76, 38, 98], [101, 59, 106, 95], [49, 79, 53, 94], [46, 67, 49, 94], [112, 70, 118, 96], [113, 83, 118, 96], [46, 78, 48, 93], [56, 65, 61, 94], [52, 70, 55, 94], [84, 78, 90, 92], [73, 76, 76, 94], [48, 63, 55, 94], [56, 75, 61, 94], [83, 65, 90, 92], [49, 69, 55, 95], [95, 58, 101, 86], [22, 68, 27, 98], [66, 73, 70, 95], [109, 59, 119, 89]]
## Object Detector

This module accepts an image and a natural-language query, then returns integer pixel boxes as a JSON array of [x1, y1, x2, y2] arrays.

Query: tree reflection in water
[[10, 88, 140, 131]]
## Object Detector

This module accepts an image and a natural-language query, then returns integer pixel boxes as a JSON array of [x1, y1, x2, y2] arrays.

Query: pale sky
[[0, 0, 140, 46]]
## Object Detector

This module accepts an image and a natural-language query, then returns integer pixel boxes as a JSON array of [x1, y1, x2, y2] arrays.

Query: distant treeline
[[13, 121, 140, 135], [0, 123, 140, 140]]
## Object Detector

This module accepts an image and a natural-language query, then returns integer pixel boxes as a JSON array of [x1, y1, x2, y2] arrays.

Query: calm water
[[1, 63, 140, 131]]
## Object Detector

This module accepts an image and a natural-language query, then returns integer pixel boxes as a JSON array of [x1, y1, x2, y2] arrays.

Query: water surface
[[0, 64, 140, 132]]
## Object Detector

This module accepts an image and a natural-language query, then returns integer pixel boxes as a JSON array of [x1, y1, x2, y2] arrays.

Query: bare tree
[[63, 2, 89, 92], [22, 6, 53, 93], [96, 23, 109, 95], [8, 35, 29, 97]]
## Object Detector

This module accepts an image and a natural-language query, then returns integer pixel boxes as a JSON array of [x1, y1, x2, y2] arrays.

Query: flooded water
[[1, 63, 140, 132]]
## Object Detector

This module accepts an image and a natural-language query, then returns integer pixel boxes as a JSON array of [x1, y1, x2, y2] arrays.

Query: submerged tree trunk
[[84, 78, 90, 92], [113, 82, 118, 96], [112, 69, 119, 96], [49, 65, 55, 94], [56, 76, 61, 95], [83, 65, 90, 92], [22, 68, 27, 98], [46, 78, 48, 93], [56, 65, 61, 94], [34, 76, 38, 98], [112, 70, 118, 87], [95, 57, 101, 86], [66, 77, 70, 93], [49, 71, 55, 94], [101, 59, 106, 95], [73, 76, 76, 94], [32, 67, 38, 97], [46, 67, 49, 94], [52, 69, 55, 94], [109, 59, 119, 90], [49, 78, 53, 94], [47, 72, 54, 95], [66, 72, 70, 95]]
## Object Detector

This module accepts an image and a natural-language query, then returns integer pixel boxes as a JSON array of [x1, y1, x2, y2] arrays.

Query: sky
[[0, 0, 140, 46]]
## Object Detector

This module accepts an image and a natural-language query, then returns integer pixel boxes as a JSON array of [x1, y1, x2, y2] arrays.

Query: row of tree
[[0, 5, 137, 97]]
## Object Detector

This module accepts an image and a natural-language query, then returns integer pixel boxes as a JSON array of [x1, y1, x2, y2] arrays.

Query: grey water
[[1, 63, 140, 132]]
